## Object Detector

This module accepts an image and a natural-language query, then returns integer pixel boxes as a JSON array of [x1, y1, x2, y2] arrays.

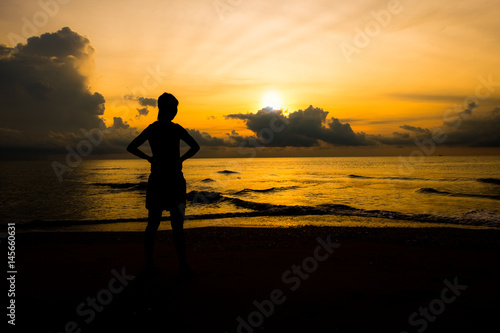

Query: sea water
[[1, 156, 499, 229]]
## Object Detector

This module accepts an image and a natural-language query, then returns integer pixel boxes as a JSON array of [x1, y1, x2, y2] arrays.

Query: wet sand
[[15, 225, 500, 332]]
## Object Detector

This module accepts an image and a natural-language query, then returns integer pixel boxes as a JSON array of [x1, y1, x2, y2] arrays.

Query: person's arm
[[127, 127, 153, 162], [179, 128, 200, 163]]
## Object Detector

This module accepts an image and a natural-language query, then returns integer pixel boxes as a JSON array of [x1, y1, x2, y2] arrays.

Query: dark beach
[[13, 224, 500, 332]]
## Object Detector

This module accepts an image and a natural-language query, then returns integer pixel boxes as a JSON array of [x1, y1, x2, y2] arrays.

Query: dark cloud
[[126, 96, 155, 119], [442, 107, 500, 146], [1, 28, 498, 159], [393, 132, 410, 139], [137, 97, 156, 107], [0, 28, 104, 136], [368, 132, 413, 146], [376, 104, 500, 147], [125, 95, 157, 107], [460, 102, 478, 118], [399, 125, 430, 133], [101, 118, 139, 151], [226, 106, 369, 147], [109, 117, 130, 130], [0, 27, 138, 157], [186, 128, 229, 147], [136, 107, 149, 118]]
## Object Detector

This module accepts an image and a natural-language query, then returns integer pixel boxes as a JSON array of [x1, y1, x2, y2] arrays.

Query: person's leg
[[145, 209, 162, 268], [170, 204, 189, 270]]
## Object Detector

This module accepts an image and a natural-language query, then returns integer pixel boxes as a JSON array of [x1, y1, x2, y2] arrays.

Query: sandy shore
[[13, 225, 500, 332]]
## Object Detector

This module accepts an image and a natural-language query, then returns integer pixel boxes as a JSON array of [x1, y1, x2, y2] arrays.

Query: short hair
[[157, 93, 178, 121]]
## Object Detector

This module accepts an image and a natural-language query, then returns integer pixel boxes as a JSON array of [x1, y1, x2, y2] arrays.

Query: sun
[[261, 91, 283, 110]]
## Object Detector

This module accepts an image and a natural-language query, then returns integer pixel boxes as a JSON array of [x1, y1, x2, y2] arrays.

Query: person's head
[[157, 92, 178, 121]]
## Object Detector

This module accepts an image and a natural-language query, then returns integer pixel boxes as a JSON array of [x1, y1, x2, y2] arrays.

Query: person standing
[[127, 92, 200, 277]]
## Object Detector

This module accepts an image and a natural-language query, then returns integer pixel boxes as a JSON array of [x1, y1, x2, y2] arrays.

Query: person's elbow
[[126, 143, 135, 153], [192, 143, 200, 154]]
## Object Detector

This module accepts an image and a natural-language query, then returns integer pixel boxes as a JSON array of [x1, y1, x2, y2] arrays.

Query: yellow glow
[[262, 91, 283, 110], [1, 0, 498, 158]]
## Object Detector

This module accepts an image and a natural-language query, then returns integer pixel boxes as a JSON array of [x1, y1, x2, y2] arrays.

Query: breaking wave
[[477, 178, 500, 185], [92, 182, 148, 191], [233, 186, 300, 195], [417, 188, 500, 200]]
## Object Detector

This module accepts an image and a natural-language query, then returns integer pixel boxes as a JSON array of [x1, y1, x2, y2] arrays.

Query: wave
[[24, 199, 500, 230], [201, 178, 215, 183], [348, 175, 500, 185], [477, 178, 500, 185], [347, 174, 434, 181], [181, 191, 500, 227], [186, 190, 223, 203], [417, 188, 449, 195], [92, 182, 148, 190], [233, 186, 300, 195], [417, 187, 500, 200], [347, 174, 373, 179], [218, 170, 239, 174]]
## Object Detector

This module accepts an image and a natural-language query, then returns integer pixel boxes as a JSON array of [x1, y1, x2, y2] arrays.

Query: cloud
[[378, 104, 500, 147], [0, 27, 139, 157], [399, 125, 431, 133], [185, 128, 229, 147], [368, 132, 413, 146], [0, 28, 104, 136], [137, 97, 156, 107], [108, 117, 130, 130], [125, 95, 157, 107], [1, 27, 498, 159], [125, 95, 155, 119], [100, 117, 139, 151], [442, 106, 500, 147], [136, 107, 149, 118], [226, 106, 369, 147]]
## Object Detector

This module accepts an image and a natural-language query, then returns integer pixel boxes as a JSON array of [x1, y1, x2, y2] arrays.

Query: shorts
[[145, 171, 186, 211]]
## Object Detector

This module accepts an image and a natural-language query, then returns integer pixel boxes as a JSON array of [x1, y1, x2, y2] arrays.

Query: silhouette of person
[[127, 92, 200, 277]]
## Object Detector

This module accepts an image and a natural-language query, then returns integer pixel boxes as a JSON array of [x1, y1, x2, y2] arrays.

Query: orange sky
[[1, 0, 500, 157]]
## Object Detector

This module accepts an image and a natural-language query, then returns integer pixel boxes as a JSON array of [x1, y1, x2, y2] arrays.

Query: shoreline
[[17, 214, 500, 232]]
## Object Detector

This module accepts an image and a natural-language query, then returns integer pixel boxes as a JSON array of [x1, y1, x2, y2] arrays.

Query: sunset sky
[[1, 0, 499, 158]]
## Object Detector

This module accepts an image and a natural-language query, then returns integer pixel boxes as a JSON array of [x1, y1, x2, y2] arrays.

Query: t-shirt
[[143, 121, 188, 175]]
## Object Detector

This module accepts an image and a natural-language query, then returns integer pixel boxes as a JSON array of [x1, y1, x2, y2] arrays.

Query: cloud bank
[[226, 106, 369, 147], [0, 27, 137, 157], [0, 28, 498, 160]]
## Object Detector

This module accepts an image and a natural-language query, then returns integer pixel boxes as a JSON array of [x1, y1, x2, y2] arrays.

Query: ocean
[[1, 156, 500, 231]]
